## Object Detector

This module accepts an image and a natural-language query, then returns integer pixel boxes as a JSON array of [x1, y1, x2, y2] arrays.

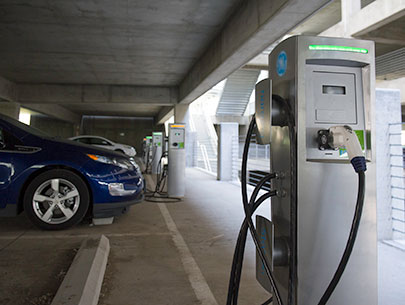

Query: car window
[[76, 138, 91, 144], [0, 114, 49, 138], [0, 127, 23, 150], [90, 138, 111, 145]]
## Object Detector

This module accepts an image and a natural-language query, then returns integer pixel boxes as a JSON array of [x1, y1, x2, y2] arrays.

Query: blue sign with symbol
[[276, 51, 287, 76]]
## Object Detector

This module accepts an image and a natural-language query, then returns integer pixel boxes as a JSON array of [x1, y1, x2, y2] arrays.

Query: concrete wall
[[0, 101, 20, 119], [217, 123, 239, 181], [81, 116, 155, 153], [375, 88, 402, 241], [30, 115, 75, 139]]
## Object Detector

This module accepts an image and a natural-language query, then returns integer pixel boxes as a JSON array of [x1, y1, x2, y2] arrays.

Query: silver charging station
[[168, 123, 186, 197], [143, 136, 152, 165], [255, 36, 376, 305], [152, 132, 163, 174]]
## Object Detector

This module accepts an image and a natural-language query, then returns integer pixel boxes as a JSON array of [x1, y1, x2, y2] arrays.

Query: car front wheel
[[24, 169, 90, 230]]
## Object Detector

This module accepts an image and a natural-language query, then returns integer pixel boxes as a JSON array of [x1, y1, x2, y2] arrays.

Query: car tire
[[24, 169, 90, 230]]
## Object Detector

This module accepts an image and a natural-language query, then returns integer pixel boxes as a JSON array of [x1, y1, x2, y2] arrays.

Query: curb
[[51, 235, 110, 305]]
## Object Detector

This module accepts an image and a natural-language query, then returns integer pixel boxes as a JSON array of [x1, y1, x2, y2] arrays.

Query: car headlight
[[87, 154, 134, 170]]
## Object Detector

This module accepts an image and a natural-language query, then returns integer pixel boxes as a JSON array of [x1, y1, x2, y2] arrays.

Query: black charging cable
[[226, 173, 277, 305], [145, 151, 167, 193], [144, 151, 182, 203], [143, 146, 151, 174], [228, 103, 366, 305], [317, 170, 366, 305], [227, 115, 284, 305]]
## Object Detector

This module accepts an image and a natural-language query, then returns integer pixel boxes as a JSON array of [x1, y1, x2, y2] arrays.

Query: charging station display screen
[[322, 85, 346, 95]]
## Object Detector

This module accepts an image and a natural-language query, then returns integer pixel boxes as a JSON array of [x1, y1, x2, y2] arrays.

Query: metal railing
[[238, 134, 270, 160], [191, 112, 218, 175], [231, 135, 239, 180], [196, 138, 217, 174]]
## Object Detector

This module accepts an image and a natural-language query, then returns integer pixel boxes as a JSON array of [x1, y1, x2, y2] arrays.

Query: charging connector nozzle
[[318, 126, 367, 172]]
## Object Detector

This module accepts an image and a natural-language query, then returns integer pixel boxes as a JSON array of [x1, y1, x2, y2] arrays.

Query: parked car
[[69, 135, 137, 157], [0, 114, 144, 230]]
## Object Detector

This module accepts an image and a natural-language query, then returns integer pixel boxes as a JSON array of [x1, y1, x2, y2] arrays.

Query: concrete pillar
[[217, 122, 239, 181], [167, 105, 190, 196], [174, 104, 189, 124], [174, 104, 195, 167], [187, 131, 198, 167], [0, 102, 20, 119], [341, 0, 361, 37], [375, 88, 402, 241], [73, 123, 80, 136]]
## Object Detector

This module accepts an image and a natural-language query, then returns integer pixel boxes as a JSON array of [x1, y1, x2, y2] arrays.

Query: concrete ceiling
[[0, 0, 333, 121], [0, 0, 239, 86], [247, 0, 341, 67], [355, 15, 405, 57], [249, 0, 405, 69], [290, 0, 341, 36]]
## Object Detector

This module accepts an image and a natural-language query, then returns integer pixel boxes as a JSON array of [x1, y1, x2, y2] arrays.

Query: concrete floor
[[378, 242, 405, 305], [99, 168, 270, 305], [0, 218, 81, 305], [0, 168, 270, 305], [0, 167, 404, 305]]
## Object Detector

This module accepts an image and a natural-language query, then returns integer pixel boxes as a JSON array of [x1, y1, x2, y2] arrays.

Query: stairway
[[190, 113, 218, 174]]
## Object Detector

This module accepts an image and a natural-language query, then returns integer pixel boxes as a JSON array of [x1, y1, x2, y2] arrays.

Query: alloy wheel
[[32, 178, 80, 224]]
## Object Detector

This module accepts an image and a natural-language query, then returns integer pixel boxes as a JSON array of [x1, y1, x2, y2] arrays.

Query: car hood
[[38, 136, 126, 159]]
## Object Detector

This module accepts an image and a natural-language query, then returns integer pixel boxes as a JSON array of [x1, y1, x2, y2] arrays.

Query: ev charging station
[[167, 123, 186, 198], [151, 132, 163, 174], [251, 36, 376, 305], [143, 136, 152, 166]]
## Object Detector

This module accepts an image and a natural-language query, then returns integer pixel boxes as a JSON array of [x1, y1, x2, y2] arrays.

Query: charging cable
[[317, 125, 367, 305], [228, 116, 367, 305]]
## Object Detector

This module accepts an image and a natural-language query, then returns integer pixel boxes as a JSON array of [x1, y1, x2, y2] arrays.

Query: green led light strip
[[309, 45, 368, 54], [146, 136, 152, 139]]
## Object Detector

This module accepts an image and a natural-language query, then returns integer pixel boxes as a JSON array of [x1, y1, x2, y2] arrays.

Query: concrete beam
[[178, 0, 331, 104], [155, 106, 174, 125], [321, 0, 405, 37], [341, 0, 361, 36], [0, 76, 17, 102], [360, 36, 405, 46], [18, 84, 178, 106], [25, 104, 81, 125], [211, 115, 250, 125]]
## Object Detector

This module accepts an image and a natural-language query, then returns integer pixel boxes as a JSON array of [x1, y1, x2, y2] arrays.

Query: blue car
[[0, 114, 144, 230]]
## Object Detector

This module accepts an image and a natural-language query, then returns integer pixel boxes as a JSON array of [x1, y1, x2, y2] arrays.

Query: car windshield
[[0, 114, 50, 138]]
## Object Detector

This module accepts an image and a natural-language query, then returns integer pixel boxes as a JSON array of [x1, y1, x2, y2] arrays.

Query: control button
[[173, 142, 178, 147]]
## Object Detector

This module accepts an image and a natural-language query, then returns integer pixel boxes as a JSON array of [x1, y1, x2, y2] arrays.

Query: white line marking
[[145, 174, 217, 304], [158, 202, 219, 305], [0, 232, 170, 240]]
